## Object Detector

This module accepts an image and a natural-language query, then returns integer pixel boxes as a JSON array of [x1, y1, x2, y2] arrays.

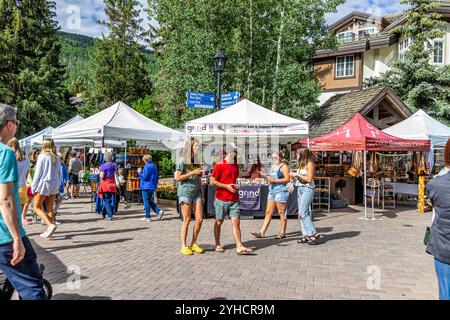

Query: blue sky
[[54, 0, 407, 38]]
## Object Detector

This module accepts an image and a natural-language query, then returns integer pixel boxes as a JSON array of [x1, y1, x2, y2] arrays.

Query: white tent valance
[[51, 101, 185, 149], [185, 99, 309, 144]]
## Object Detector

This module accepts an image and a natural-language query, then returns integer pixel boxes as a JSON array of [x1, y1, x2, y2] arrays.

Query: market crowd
[[1, 102, 450, 300]]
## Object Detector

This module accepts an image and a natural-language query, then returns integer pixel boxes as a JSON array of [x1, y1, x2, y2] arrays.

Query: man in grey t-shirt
[[68, 151, 82, 198]]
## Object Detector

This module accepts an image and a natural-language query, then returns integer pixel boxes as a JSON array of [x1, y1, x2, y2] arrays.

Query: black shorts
[[69, 173, 79, 185]]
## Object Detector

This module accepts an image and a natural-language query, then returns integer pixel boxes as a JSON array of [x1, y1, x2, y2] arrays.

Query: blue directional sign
[[186, 91, 216, 109], [220, 91, 240, 109]]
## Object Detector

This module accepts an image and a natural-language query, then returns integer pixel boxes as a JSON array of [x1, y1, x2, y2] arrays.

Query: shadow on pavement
[[30, 239, 72, 285], [52, 293, 112, 300], [30, 227, 148, 241], [45, 238, 134, 252], [317, 231, 361, 244]]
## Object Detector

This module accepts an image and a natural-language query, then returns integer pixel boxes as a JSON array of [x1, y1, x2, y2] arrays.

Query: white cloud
[[325, 0, 407, 26], [54, 0, 407, 38], [54, 0, 150, 38]]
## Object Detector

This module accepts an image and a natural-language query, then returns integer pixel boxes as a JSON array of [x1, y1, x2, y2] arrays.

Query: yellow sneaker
[[190, 244, 204, 254], [180, 246, 193, 255]]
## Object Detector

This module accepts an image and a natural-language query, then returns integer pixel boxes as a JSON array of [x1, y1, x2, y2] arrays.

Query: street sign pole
[[216, 72, 221, 112]]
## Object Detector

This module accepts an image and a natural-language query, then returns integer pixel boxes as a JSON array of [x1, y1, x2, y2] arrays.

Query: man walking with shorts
[[210, 144, 253, 255], [68, 151, 82, 198], [0, 103, 47, 299]]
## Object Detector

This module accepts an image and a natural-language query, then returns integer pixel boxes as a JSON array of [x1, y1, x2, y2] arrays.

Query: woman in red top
[[247, 155, 263, 180], [97, 152, 117, 221]]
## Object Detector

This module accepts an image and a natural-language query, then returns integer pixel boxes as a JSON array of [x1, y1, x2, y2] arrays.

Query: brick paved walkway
[[25, 196, 438, 300]]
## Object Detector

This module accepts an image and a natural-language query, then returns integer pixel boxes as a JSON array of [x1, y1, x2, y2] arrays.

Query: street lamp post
[[213, 51, 226, 112]]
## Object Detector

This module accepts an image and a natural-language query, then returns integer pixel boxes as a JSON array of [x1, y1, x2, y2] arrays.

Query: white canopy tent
[[19, 126, 54, 152], [185, 99, 309, 167], [383, 109, 450, 170], [51, 101, 185, 150], [383, 109, 450, 149], [185, 99, 309, 144]]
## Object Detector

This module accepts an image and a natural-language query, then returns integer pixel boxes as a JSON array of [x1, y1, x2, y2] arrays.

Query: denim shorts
[[178, 195, 202, 206], [267, 189, 289, 203], [214, 198, 240, 220]]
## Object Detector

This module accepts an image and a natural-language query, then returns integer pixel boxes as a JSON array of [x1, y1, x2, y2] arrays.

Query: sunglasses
[[7, 119, 19, 126]]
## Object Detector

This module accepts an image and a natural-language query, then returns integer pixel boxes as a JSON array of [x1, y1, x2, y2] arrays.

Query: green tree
[[0, 0, 71, 137], [84, 0, 152, 114], [365, 0, 450, 124], [147, 0, 343, 125]]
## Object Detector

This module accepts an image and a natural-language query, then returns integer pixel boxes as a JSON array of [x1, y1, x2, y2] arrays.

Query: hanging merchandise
[[369, 151, 379, 173], [347, 151, 358, 177]]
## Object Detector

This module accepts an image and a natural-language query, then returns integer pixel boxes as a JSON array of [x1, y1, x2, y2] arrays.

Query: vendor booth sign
[[239, 185, 261, 211], [185, 123, 308, 136]]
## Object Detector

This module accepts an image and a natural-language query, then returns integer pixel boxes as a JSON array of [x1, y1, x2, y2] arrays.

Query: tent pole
[[124, 142, 127, 167], [364, 150, 367, 220]]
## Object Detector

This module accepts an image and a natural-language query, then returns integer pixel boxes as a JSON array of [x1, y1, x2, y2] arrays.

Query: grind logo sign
[[239, 185, 261, 211]]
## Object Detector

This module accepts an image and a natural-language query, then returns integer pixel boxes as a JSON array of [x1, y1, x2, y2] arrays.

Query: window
[[336, 55, 354, 78], [337, 31, 354, 44], [398, 38, 412, 61], [434, 40, 444, 64], [358, 27, 376, 40]]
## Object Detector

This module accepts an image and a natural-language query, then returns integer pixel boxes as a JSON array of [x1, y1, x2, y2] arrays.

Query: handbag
[[423, 227, 430, 246], [348, 151, 358, 177]]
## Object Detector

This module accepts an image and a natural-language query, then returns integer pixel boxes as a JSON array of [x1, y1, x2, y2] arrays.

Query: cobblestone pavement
[[25, 196, 438, 300]]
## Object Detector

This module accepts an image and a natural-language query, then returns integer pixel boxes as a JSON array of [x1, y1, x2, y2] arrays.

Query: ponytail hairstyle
[[297, 148, 315, 169], [7, 137, 24, 161], [274, 150, 288, 165]]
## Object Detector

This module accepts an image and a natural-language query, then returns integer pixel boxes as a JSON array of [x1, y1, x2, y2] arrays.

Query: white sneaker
[[40, 231, 48, 238], [157, 210, 165, 220], [140, 218, 151, 222], [46, 224, 57, 238], [54, 221, 61, 225]]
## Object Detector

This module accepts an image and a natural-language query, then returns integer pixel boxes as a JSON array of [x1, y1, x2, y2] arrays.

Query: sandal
[[251, 231, 264, 238], [180, 246, 193, 255], [307, 234, 322, 245], [275, 233, 286, 239], [298, 236, 309, 243], [215, 245, 225, 253], [236, 247, 254, 255]]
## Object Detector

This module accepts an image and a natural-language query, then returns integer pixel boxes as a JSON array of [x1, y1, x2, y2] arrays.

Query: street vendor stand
[[52, 101, 186, 208], [383, 109, 450, 173], [301, 113, 430, 220], [183, 98, 310, 218]]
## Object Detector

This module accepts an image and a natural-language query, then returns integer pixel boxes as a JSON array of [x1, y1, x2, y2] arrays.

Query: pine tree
[[0, 0, 71, 137], [365, 0, 450, 124], [84, 0, 152, 114]]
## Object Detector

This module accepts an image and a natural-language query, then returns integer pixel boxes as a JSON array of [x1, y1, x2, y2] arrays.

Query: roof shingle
[[309, 86, 387, 138]]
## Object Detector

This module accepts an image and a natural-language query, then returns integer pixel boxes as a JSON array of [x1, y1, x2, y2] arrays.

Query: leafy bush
[[157, 182, 177, 200]]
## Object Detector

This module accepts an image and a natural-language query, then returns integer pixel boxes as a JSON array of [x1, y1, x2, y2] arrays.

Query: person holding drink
[[251, 151, 290, 239], [211, 144, 253, 255], [175, 138, 205, 255]]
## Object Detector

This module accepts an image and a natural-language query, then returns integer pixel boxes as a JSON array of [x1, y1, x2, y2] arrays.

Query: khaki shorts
[[18, 187, 28, 204]]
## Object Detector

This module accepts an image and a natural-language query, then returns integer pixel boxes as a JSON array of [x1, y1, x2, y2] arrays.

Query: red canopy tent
[[299, 113, 430, 220], [303, 113, 430, 152]]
